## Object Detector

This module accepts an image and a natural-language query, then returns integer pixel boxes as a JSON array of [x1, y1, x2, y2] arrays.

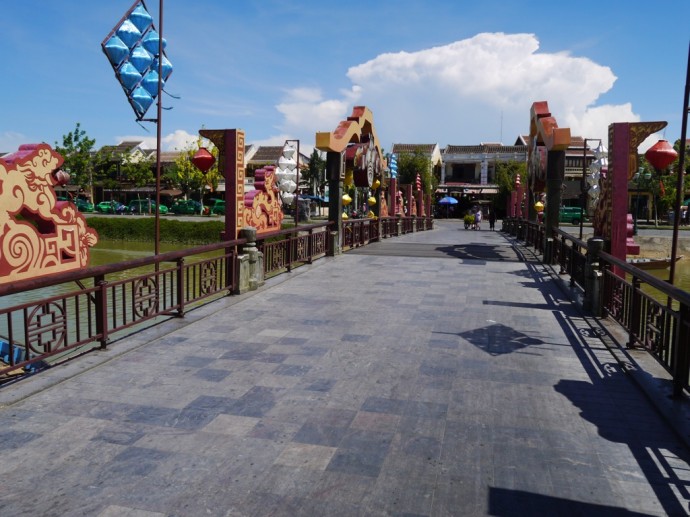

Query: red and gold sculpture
[[244, 165, 284, 230], [0, 144, 98, 285]]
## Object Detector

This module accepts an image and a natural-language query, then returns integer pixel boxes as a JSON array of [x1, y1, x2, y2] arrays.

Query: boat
[[627, 255, 683, 270]]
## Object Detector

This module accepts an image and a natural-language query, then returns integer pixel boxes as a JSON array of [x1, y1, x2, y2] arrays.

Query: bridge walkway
[[0, 220, 689, 516]]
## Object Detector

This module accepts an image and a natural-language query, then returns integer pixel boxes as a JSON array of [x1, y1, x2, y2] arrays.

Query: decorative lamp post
[[632, 167, 652, 235], [667, 41, 689, 288], [101, 0, 173, 258]]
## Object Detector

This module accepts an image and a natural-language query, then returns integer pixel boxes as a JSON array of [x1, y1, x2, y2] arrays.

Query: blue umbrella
[[438, 196, 458, 205]]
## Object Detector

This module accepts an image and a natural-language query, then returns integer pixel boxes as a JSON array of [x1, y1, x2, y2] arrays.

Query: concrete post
[[584, 237, 604, 316], [236, 227, 264, 294], [326, 151, 343, 256]]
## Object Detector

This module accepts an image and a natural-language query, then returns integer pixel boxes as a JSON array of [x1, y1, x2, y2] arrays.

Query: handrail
[[0, 217, 430, 380], [0, 238, 246, 298], [504, 216, 690, 396]]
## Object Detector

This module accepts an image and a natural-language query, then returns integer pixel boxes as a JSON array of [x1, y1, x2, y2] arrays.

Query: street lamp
[[580, 138, 603, 240], [632, 167, 652, 235]]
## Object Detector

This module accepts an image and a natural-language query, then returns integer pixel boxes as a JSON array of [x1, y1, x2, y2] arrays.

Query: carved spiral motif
[[3, 224, 39, 271]]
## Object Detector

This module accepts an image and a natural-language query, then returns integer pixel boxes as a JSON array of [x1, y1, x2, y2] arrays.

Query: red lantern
[[192, 147, 215, 174], [645, 139, 678, 171]]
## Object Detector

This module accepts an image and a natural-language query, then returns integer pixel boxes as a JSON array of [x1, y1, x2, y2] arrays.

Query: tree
[[174, 138, 219, 213], [494, 161, 527, 217], [303, 149, 326, 195], [397, 148, 433, 193], [55, 123, 96, 199]]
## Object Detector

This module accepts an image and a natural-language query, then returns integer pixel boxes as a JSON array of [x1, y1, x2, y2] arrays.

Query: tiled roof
[[248, 146, 284, 163], [391, 143, 437, 154], [443, 144, 527, 154], [100, 141, 145, 155]]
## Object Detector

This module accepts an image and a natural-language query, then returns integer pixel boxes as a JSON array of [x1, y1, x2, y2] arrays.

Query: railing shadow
[[435, 242, 690, 513], [488, 486, 655, 516]]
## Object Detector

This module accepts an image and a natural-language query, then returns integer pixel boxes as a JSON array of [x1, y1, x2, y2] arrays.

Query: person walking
[[489, 210, 496, 231], [474, 209, 482, 230]]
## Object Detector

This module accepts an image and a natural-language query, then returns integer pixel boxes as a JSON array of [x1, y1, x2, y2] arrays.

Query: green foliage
[[121, 152, 154, 189], [303, 149, 326, 194], [86, 217, 225, 244], [174, 137, 220, 199], [494, 161, 527, 215], [397, 149, 434, 194], [54, 123, 96, 191]]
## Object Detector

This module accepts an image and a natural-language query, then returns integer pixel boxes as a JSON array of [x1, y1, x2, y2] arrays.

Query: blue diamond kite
[[101, 1, 172, 120]]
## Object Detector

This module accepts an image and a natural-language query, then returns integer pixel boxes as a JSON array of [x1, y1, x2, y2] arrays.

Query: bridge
[[1, 220, 690, 515]]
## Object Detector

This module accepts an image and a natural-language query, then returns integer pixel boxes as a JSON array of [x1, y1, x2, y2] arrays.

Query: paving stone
[[3, 221, 690, 515]]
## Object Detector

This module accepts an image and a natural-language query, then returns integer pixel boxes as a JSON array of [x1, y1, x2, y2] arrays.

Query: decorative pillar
[[326, 151, 343, 255], [544, 149, 565, 235], [595, 122, 666, 275], [199, 129, 244, 240], [389, 178, 398, 216]]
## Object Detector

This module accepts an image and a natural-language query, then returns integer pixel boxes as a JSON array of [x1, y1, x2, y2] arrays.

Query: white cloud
[[275, 86, 361, 137], [268, 32, 634, 149], [115, 129, 198, 152]]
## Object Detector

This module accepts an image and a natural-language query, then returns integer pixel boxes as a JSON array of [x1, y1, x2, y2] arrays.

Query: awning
[[160, 188, 183, 197], [463, 187, 498, 195]]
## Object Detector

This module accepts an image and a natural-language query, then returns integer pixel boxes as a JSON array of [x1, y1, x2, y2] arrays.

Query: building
[[440, 141, 528, 213]]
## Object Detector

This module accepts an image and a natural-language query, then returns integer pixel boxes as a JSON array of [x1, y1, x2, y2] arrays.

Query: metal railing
[[0, 239, 244, 377], [503, 216, 690, 396], [259, 223, 330, 276], [0, 216, 434, 380]]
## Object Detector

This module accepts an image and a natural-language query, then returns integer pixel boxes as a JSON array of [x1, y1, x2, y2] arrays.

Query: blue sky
[[2, 0, 689, 156]]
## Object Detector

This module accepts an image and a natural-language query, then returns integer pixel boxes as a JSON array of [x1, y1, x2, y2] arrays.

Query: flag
[[416, 174, 422, 191]]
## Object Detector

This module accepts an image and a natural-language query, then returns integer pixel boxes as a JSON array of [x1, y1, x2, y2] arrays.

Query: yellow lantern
[[367, 210, 377, 219], [344, 169, 354, 187], [372, 178, 381, 190], [342, 212, 349, 220], [367, 196, 376, 206], [534, 201, 544, 213], [342, 193, 352, 206]]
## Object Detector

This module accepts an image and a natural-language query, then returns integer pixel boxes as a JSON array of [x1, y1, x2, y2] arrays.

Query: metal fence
[[0, 239, 244, 377], [503, 217, 690, 396]]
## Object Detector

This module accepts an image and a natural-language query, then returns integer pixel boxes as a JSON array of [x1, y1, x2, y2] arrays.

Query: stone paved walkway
[[1, 220, 690, 516]]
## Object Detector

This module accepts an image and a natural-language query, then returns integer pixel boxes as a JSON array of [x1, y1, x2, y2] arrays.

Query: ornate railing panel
[[260, 223, 330, 276], [0, 240, 242, 377], [503, 216, 690, 395]]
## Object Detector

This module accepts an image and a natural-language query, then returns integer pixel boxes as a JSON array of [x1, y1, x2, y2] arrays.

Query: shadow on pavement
[[488, 487, 656, 516]]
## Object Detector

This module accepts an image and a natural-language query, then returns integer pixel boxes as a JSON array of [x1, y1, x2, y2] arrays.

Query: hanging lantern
[[342, 193, 352, 206], [593, 141, 607, 160], [53, 169, 70, 186], [367, 196, 376, 206], [342, 212, 349, 220], [645, 139, 678, 171], [372, 178, 381, 190], [344, 169, 354, 188], [534, 201, 544, 213], [192, 147, 215, 174]]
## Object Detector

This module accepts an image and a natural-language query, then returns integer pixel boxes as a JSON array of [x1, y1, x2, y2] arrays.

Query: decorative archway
[[527, 101, 571, 237], [315, 106, 384, 251]]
